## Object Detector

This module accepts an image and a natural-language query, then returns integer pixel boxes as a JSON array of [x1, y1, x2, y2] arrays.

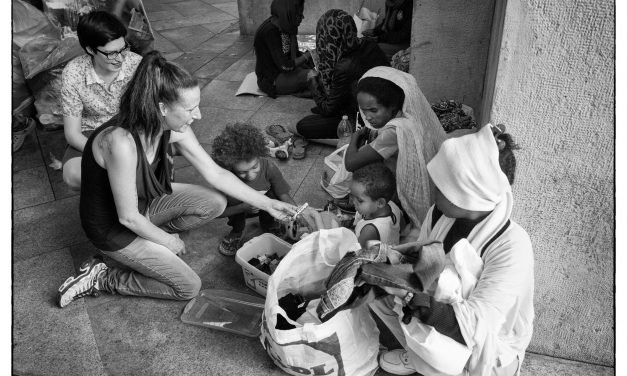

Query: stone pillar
[[408, 0, 495, 120], [490, 0, 614, 366]]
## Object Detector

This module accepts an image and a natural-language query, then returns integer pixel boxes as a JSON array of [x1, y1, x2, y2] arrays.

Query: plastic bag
[[320, 145, 352, 199], [19, 35, 83, 79], [12, 42, 33, 114], [42, 0, 155, 54], [12, 0, 60, 48], [29, 67, 65, 128], [260, 228, 380, 376]]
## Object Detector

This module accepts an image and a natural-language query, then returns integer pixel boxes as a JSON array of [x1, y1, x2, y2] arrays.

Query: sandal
[[292, 136, 308, 160], [265, 124, 293, 144]]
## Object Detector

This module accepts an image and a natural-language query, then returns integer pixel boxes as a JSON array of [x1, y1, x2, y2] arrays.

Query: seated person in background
[[287, 9, 389, 141], [362, 0, 413, 61], [61, 11, 142, 189], [254, 0, 313, 97], [350, 163, 402, 248], [346, 66, 446, 230], [211, 123, 298, 256]]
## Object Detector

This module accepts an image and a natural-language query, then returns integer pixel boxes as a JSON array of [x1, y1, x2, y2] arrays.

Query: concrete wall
[[409, 0, 495, 121], [489, 0, 614, 366], [237, 0, 386, 35]]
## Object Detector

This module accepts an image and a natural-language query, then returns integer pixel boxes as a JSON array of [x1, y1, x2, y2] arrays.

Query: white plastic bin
[[235, 234, 291, 296]]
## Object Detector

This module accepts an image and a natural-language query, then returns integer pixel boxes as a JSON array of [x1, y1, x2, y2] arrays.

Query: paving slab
[[214, 58, 255, 82], [522, 353, 614, 375], [192, 106, 256, 144], [211, 1, 239, 18], [292, 156, 333, 209], [194, 56, 240, 79], [262, 95, 316, 114], [247, 108, 305, 135], [159, 25, 215, 52], [169, 0, 222, 17], [219, 40, 254, 59], [164, 51, 184, 61], [173, 51, 220, 74], [150, 10, 236, 31], [143, 9, 178, 22], [200, 80, 270, 111], [12, 166, 55, 210], [200, 0, 239, 5], [153, 30, 182, 54], [195, 30, 243, 54], [13, 249, 107, 376], [200, 19, 239, 35], [13, 195, 87, 262], [141, 0, 175, 13], [12, 130, 43, 172], [36, 128, 79, 200]]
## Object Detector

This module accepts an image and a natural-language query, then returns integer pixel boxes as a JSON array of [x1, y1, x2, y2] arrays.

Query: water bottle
[[336, 115, 353, 148]]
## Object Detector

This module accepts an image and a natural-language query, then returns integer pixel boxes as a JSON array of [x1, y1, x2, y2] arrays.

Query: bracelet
[[403, 292, 414, 306]]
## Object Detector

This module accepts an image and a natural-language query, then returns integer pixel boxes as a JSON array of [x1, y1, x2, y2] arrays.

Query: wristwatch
[[403, 292, 414, 306]]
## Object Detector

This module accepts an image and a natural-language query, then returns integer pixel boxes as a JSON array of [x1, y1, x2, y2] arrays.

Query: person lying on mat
[[371, 124, 533, 376], [57, 51, 297, 308]]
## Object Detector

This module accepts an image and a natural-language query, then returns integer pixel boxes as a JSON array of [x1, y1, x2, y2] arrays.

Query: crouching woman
[[57, 51, 296, 308], [372, 125, 534, 376]]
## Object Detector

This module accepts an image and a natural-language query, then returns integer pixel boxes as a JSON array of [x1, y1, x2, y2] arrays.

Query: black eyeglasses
[[95, 42, 130, 60]]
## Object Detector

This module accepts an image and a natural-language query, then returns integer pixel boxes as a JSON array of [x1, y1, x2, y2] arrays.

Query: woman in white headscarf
[[370, 124, 534, 376], [345, 66, 446, 229]]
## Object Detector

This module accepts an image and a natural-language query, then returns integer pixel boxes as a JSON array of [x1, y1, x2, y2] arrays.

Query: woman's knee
[[62, 160, 81, 189], [175, 272, 201, 300], [196, 187, 227, 220]]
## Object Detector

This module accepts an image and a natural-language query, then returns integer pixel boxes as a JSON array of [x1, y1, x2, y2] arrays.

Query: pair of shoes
[[218, 231, 243, 256], [266, 124, 293, 144], [12, 116, 36, 152], [379, 349, 417, 375], [266, 139, 291, 160], [57, 257, 108, 308], [292, 136, 308, 160]]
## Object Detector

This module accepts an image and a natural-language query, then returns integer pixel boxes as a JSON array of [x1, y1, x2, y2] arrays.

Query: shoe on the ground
[[12, 116, 36, 152], [218, 232, 243, 256], [291, 136, 308, 160], [378, 349, 417, 375], [57, 257, 108, 308]]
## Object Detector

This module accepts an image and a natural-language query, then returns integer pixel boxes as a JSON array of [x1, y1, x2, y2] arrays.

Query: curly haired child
[[212, 123, 297, 256], [350, 163, 402, 248]]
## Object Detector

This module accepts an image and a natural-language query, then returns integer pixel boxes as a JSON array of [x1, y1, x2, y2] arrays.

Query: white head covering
[[359, 67, 447, 228], [427, 124, 511, 212]]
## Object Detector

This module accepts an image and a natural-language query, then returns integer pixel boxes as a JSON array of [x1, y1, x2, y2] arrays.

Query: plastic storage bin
[[235, 233, 291, 296]]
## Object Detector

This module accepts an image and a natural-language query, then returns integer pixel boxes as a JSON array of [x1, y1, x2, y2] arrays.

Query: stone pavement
[[11, 0, 615, 375]]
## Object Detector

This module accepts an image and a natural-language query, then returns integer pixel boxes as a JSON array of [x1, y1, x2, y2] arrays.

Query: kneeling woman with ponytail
[[57, 51, 297, 308]]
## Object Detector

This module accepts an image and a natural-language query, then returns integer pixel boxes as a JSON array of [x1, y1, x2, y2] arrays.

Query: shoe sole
[[57, 260, 106, 308], [378, 353, 416, 375], [218, 242, 239, 256]]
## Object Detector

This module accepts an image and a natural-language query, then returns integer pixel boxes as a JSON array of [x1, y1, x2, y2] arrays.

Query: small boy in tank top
[[350, 163, 401, 248]]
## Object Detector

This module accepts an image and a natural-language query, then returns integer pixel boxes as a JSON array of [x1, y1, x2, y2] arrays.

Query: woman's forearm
[[119, 212, 176, 249]]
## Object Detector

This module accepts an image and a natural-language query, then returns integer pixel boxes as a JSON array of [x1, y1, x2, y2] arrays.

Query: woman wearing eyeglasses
[[61, 11, 141, 190]]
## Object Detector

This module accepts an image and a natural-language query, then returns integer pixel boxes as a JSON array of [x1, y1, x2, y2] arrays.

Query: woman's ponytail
[[118, 50, 198, 143]]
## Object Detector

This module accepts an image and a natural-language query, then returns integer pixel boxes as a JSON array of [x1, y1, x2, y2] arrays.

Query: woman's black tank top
[[79, 116, 174, 252]]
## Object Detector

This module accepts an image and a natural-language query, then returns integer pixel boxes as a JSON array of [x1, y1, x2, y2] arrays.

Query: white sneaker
[[379, 349, 416, 375]]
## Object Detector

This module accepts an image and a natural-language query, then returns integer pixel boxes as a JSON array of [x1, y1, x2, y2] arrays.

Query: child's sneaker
[[57, 257, 108, 308], [218, 232, 243, 256]]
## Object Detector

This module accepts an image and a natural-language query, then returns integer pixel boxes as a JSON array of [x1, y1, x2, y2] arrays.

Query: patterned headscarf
[[315, 9, 359, 93]]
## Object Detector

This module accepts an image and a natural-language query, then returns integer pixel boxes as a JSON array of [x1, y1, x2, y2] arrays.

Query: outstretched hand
[[265, 199, 298, 222]]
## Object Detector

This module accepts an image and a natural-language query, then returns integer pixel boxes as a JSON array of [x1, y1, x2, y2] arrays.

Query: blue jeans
[[98, 183, 227, 300]]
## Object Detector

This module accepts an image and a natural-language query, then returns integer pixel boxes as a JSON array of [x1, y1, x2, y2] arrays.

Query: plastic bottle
[[336, 115, 353, 148]]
